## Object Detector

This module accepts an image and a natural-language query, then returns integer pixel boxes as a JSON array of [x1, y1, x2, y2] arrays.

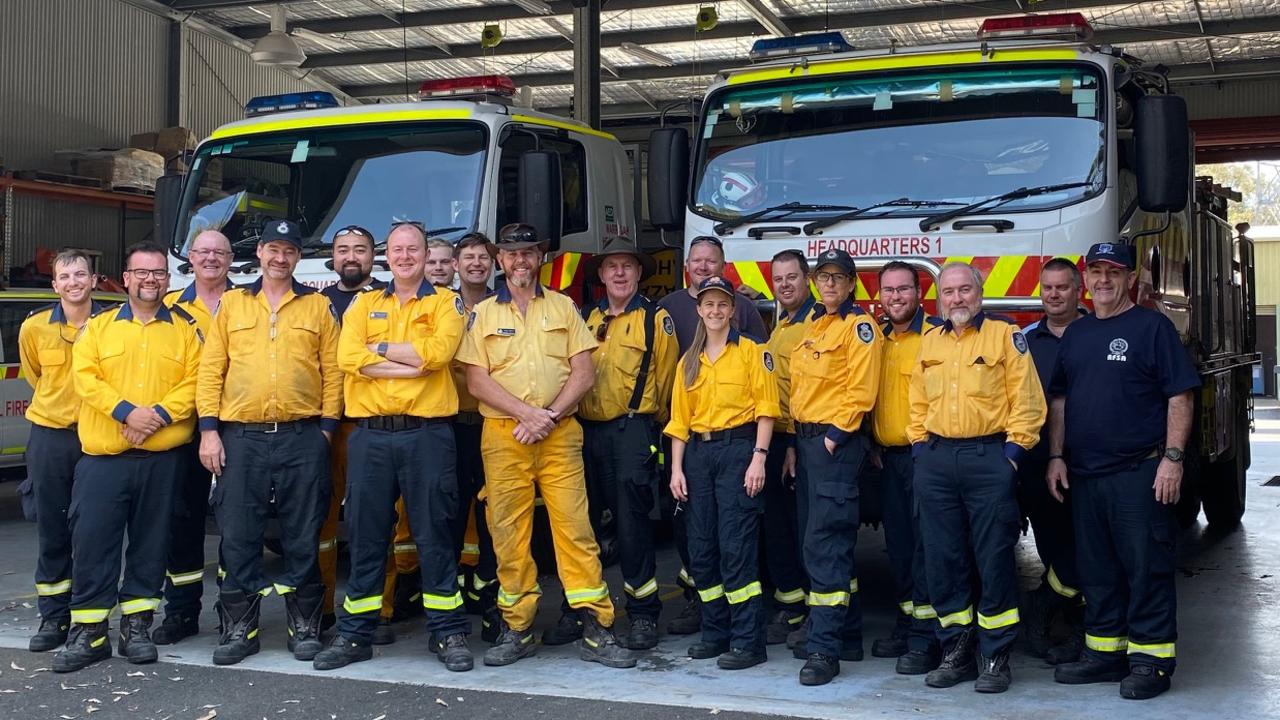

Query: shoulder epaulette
[[171, 305, 198, 325], [91, 305, 116, 319], [925, 315, 945, 327], [923, 324, 946, 336], [26, 302, 57, 320]]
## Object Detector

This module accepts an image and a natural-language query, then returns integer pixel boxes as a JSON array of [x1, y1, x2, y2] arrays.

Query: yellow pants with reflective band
[[482, 417, 614, 631]]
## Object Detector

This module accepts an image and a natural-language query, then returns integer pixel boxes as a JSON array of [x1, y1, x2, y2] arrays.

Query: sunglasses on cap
[[690, 236, 723, 249]]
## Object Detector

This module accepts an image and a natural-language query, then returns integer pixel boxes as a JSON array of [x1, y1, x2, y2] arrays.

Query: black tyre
[[1201, 393, 1249, 529]]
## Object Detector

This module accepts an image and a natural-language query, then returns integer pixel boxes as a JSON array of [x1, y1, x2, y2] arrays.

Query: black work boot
[[896, 647, 941, 675], [435, 633, 474, 672], [212, 590, 261, 666], [1046, 604, 1085, 666], [391, 569, 424, 623], [840, 638, 864, 662], [871, 621, 910, 658], [152, 611, 199, 645], [480, 605, 503, 644], [925, 628, 978, 688], [542, 610, 584, 646], [765, 609, 806, 645], [688, 640, 730, 659], [1022, 584, 1067, 658], [624, 616, 659, 650], [717, 647, 766, 670], [1054, 654, 1129, 684], [371, 617, 396, 645], [799, 653, 840, 686], [1120, 664, 1172, 700], [483, 622, 538, 666], [666, 599, 702, 635], [320, 612, 337, 637], [284, 586, 325, 661], [313, 635, 373, 670], [29, 616, 70, 652], [579, 613, 637, 668], [974, 650, 1013, 693], [118, 611, 158, 665], [53, 621, 111, 673], [785, 622, 808, 650]]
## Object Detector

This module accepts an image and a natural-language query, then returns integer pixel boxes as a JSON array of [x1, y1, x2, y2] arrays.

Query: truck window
[[497, 131, 589, 236], [0, 301, 48, 364]]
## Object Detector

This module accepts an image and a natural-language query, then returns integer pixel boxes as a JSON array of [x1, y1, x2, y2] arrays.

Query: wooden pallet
[[112, 185, 155, 196], [14, 169, 105, 189]]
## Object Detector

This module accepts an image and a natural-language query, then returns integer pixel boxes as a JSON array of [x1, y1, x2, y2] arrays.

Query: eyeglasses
[[880, 284, 917, 296], [127, 269, 170, 280], [814, 272, 850, 284], [499, 225, 540, 245], [190, 249, 232, 258], [690, 236, 723, 249], [334, 225, 374, 240], [595, 314, 617, 342]]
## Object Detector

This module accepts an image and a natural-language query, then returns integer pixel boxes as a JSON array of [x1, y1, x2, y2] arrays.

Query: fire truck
[[646, 14, 1259, 528]]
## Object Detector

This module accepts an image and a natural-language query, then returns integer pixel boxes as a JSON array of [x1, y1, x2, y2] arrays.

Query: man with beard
[[451, 233, 501, 640], [1018, 258, 1087, 662], [907, 262, 1045, 693], [870, 260, 944, 674], [318, 225, 390, 635], [197, 220, 341, 666], [761, 250, 820, 646], [21, 250, 105, 653], [455, 223, 634, 669], [55, 242, 201, 672], [425, 238, 456, 287], [151, 230, 235, 646], [1048, 243, 1198, 700], [658, 236, 768, 635], [314, 224, 471, 672]]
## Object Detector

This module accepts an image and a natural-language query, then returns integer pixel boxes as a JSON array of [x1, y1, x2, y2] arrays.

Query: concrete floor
[[1, 423, 1278, 720]]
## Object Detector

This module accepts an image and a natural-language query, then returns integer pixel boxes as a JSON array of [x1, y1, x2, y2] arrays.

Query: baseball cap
[[813, 248, 857, 276], [495, 223, 547, 251], [1084, 242, 1135, 270], [695, 275, 737, 301], [260, 219, 303, 249], [582, 236, 657, 281]]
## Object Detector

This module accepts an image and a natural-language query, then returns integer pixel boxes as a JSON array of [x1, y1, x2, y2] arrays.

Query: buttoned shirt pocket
[[920, 358, 945, 402], [962, 354, 1001, 398], [228, 314, 258, 358], [482, 329, 517, 369], [38, 346, 67, 368], [287, 315, 321, 360]]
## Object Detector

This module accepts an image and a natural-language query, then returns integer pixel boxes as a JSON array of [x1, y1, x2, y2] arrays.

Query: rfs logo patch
[[857, 323, 874, 344], [1107, 337, 1129, 362], [1012, 332, 1028, 355], [763, 351, 775, 373]]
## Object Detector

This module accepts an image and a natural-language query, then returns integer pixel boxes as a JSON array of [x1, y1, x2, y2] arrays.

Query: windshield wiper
[[918, 182, 1095, 232], [713, 202, 854, 234], [802, 198, 964, 235]]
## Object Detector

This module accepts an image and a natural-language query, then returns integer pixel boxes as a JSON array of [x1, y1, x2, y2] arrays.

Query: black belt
[[691, 423, 756, 444], [358, 415, 448, 432], [118, 449, 158, 458], [882, 445, 912, 455], [795, 422, 835, 439], [228, 419, 317, 434], [454, 411, 484, 426], [929, 433, 1006, 446], [580, 414, 655, 428]]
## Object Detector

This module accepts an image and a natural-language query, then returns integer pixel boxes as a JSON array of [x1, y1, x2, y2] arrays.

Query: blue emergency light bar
[[245, 91, 340, 117], [749, 32, 853, 61]]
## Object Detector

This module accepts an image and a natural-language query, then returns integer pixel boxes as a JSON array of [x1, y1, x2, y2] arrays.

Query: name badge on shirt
[[497, 328, 516, 336], [369, 311, 388, 319]]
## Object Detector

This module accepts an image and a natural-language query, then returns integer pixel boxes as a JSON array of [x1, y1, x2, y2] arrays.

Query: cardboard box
[[55, 148, 164, 191], [128, 127, 197, 160]]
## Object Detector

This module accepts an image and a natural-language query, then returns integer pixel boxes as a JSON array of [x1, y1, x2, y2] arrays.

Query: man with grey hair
[[907, 262, 1046, 693]]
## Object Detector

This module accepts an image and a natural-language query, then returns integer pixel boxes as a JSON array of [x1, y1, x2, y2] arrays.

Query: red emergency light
[[977, 13, 1093, 41], [418, 75, 517, 99]]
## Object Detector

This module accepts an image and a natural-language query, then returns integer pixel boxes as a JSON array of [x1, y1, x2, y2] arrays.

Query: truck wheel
[[1201, 403, 1250, 529], [1175, 487, 1201, 529]]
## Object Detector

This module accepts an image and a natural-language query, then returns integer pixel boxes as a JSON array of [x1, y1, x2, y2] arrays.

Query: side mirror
[[518, 150, 563, 252], [1135, 94, 1190, 213], [647, 127, 689, 231], [153, 174, 184, 250]]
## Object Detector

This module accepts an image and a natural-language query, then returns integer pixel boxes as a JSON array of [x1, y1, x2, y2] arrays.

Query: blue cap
[[1085, 242, 1135, 270], [814, 248, 857, 275], [260, 219, 303, 249], [696, 275, 737, 301]]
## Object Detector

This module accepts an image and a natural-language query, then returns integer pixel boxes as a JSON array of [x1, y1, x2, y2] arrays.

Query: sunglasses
[[500, 227, 540, 245], [690, 236, 724, 249], [334, 225, 374, 240], [595, 314, 617, 342]]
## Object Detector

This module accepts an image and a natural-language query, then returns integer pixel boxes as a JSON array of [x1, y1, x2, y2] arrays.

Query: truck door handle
[[952, 219, 1014, 233]]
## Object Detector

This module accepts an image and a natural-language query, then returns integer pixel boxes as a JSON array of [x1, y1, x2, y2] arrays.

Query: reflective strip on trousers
[[317, 539, 337, 552], [343, 595, 383, 615], [119, 598, 161, 615], [1047, 566, 1080, 599], [166, 570, 204, 586], [849, 578, 859, 593], [977, 608, 1020, 630], [422, 592, 464, 611], [1127, 641, 1176, 658], [913, 604, 938, 620], [473, 575, 495, 591], [898, 600, 915, 616], [35, 580, 72, 596], [725, 581, 762, 605], [462, 543, 480, 555], [394, 543, 417, 555], [938, 606, 974, 628], [274, 583, 296, 596], [625, 578, 659, 599], [775, 588, 806, 605], [678, 568, 695, 587], [807, 590, 850, 607], [565, 584, 609, 604], [698, 585, 725, 603], [498, 585, 541, 608], [71, 608, 110, 624], [1086, 634, 1128, 653]]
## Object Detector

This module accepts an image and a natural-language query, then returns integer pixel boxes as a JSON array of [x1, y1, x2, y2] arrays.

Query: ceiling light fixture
[[511, 0, 553, 16], [251, 5, 306, 66], [620, 42, 676, 67]]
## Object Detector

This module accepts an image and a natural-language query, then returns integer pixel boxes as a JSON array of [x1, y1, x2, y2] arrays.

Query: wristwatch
[[376, 341, 389, 357], [1163, 447, 1185, 463], [753, 447, 769, 456]]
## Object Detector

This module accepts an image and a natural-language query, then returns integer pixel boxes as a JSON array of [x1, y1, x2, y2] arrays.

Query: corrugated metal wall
[[1253, 241, 1280, 306], [183, 28, 320, 140], [0, 0, 168, 172], [1181, 78, 1280, 121], [5, 192, 149, 281]]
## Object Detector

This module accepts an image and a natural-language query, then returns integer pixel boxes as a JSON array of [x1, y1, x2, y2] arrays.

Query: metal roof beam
[[166, 0, 311, 8], [737, 0, 792, 38]]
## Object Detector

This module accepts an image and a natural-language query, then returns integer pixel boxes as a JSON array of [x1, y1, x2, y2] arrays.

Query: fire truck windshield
[[692, 65, 1105, 222], [172, 121, 488, 259]]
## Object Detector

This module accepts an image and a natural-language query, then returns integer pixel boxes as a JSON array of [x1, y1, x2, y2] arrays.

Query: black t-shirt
[[1022, 317, 1065, 464], [658, 289, 767, 353], [321, 278, 386, 320], [1049, 305, 1201, 478]]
